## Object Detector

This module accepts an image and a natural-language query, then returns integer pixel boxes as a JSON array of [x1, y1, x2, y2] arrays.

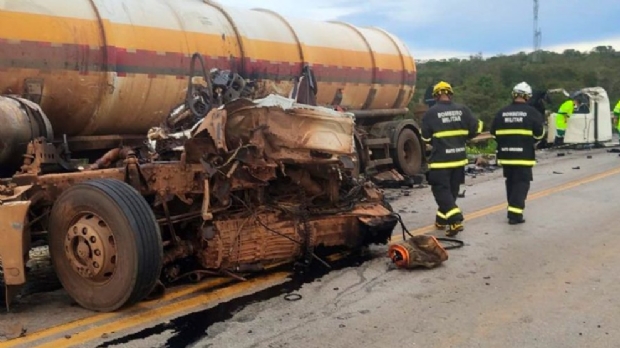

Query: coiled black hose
[[186, 53, 213, 119]]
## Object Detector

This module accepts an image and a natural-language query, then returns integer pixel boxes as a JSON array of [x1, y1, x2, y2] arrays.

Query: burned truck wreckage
[[0, 0, 432, 312], [0, 55, 398, 312]]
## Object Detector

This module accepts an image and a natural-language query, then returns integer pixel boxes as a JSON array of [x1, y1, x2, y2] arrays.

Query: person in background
[[490, 82, 545, 224], [613, 100, 620, 136], [554, 94, 577, 146], [421, 81, 482, 237]]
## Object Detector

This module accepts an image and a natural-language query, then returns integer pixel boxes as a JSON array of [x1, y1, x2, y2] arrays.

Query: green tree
[[411, 47, 620, 128]]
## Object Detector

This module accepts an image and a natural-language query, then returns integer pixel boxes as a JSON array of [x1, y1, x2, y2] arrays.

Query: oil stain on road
[[96, 251, 374, 348]]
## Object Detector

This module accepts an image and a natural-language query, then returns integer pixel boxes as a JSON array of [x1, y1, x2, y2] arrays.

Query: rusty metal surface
[[388, 235, 449, 269], [198, 204, 391, 271], [223, 95, 355, 162], [0, 0, 415, 138], [0, 201, 31, 286], [87, 146, 133, 170], [63, 212, 116, 282], [0, 88, 399, 311], [0, 96, 53, 170]]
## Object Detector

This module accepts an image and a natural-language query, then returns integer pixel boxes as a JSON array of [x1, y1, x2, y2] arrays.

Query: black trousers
[[427, 167, 465, 225], [503, 166, 533, 220]]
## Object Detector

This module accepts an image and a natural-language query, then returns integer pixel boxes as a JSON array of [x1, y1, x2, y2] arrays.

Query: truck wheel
[[48, 179, 163, 312], [394, 128, 422, 176]]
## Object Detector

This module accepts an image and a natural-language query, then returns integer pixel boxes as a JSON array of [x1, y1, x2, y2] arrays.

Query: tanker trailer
[[0, 0, 424, 178], [0, 0, 408, 312]]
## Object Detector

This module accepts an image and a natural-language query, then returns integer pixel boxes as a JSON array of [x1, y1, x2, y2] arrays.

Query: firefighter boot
[[435, 223, 446, 230], [508, 217, 526, 225], [446, 222, 464, 237]]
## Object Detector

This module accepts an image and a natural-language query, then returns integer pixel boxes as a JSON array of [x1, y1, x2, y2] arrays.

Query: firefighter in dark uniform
[[490, 82, 545, 224], [421, 81, 482, 236]]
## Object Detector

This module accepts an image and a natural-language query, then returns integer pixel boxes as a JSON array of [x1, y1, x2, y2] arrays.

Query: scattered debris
[[371, 170, 422, 189], [283, 293, 302, 302], [388, 235, 449, 269], [458, 190, 466, 198], [557, 153, 565, 157], [465, 164, 499, 179], [587, 155, 593, 159], [572, 166, 580, 170], [553, 171, 563, 174], [475, 156, 490, 167]]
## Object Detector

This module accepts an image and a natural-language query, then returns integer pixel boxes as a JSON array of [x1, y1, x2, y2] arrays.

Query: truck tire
[[48, 179, 163, 312], [394, 128, 422, 176]]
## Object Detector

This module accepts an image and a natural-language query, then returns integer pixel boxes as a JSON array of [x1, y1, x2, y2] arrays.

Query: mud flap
[[388, 235, 448, 269], [0, 200, 31, 310]]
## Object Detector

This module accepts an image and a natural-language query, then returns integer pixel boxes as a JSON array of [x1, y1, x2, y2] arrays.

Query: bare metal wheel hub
[[64, 213, 116, 282]]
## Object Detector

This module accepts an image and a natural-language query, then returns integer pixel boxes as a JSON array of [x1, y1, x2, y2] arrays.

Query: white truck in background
[[545, 87, 614, 147]]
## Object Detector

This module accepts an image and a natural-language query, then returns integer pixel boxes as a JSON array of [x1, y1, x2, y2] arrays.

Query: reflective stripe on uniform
[[508, 206, 523, 214], [495, 129, 533, 136], [428, 159, 469, 169], [433, 129, 469, 138], [497, 159, 536, 166], [533, 128, 546, 140], [477, 120, 484, 133], [436, 211, 447, 219], [445, 207, 462, 218]]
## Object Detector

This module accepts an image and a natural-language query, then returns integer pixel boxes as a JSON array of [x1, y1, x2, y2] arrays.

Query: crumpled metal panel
[[199, 204, 394, 270], [223, 95, 355, 162], [0, 200, 31, 286]]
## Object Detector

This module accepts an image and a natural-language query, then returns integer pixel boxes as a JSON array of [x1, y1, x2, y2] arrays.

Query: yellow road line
[[3, 260, 294, 347], [35, 272, 289, 348], [391, 165, 620, 242], [1, 278, 235, 347], [5, 165, 620, 347]]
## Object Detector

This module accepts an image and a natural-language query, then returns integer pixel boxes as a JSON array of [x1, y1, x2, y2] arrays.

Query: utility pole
[[533, 0, 542, 62]]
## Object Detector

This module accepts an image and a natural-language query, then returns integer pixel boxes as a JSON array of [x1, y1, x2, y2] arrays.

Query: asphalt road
[[192, 147, 620, 348], [2, 146, 620, 348]]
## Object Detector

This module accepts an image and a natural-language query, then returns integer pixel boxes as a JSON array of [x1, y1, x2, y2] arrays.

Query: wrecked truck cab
[[221, 94, 357, 164], [0, 94, 398, 312]]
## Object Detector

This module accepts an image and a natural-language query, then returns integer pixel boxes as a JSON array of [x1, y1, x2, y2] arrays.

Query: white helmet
[[512, 82, 532, 99]]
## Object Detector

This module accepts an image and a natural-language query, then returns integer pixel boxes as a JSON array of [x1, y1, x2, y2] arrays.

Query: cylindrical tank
[[0, 96, 54, 173], [0, 0, 416, 137]]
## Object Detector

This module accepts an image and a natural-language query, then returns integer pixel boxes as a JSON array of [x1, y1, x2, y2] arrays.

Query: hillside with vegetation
[[409, 46, 620, 127]]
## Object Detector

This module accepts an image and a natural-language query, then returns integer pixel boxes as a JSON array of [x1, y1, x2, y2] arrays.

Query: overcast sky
[[220, 0, 620, 60]]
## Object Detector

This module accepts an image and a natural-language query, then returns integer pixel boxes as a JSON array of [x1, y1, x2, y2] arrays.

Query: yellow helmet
[[432, 81, 453, 96]]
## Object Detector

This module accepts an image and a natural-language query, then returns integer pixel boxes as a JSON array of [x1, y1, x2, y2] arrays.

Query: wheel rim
[[64, 213, 117, 284]]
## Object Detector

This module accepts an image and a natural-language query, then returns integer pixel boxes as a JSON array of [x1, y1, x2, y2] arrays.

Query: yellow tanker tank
[[0, 0, 416, 137]]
